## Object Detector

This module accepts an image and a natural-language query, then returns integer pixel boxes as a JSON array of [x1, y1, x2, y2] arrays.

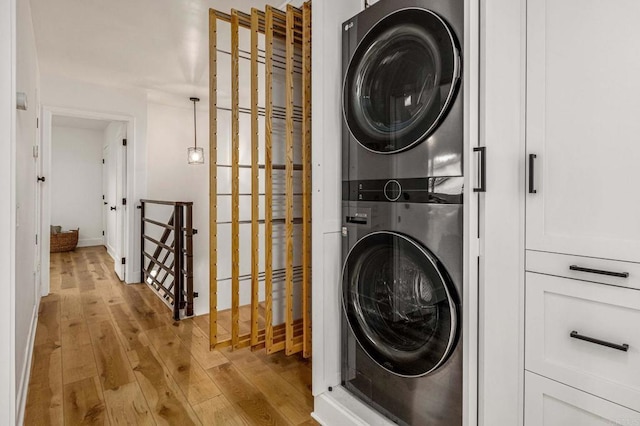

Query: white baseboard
[[16, 299, 40, 425], [312, 387, 393, 426], [77, 238, 103, 248]]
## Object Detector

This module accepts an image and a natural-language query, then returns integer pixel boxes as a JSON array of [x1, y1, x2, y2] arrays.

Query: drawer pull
[[570, 331, 629, 352], [569, 265, 629, 279]]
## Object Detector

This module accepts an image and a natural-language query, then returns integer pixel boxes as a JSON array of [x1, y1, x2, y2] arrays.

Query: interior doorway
[[40, 107, 133, 295]]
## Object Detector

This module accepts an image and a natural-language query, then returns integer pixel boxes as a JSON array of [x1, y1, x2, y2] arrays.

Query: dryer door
[[343, 8, 460, 154], [342, 231, 458, 377]]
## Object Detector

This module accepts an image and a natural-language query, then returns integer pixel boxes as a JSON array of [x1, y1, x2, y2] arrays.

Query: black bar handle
[[473, 147, 486, 193], [570, 330, 629, 352], [569, 265, 629, 278], [529, 154, 537, 194], [37, 176, 46, 183]]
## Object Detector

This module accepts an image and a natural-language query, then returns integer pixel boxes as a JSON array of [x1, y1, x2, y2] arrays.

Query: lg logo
[[344, 22, 354, 31]]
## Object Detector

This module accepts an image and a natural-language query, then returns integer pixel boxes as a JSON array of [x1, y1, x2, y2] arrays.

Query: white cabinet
[[525, 0, 640, 263], [525, 372, 640, 426], [524, 0, 640, 421], [526, 272, 640, 412]]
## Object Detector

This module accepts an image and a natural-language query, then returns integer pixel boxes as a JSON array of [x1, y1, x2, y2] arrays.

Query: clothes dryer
[[342, 0, 463, 181]]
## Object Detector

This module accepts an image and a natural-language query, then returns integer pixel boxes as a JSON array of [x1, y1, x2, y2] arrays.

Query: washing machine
[[341, 0, 464, 424]]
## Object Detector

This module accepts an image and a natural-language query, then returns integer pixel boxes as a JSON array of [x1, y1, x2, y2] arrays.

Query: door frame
[[40, 106, 135, 294]]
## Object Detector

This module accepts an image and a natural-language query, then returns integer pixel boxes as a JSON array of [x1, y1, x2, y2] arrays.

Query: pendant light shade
[[188, 97, 204, 165]]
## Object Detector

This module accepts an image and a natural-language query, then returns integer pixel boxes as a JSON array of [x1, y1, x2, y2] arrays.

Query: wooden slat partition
[[209, 2, 311, 358], [301, 1, 312, 359]]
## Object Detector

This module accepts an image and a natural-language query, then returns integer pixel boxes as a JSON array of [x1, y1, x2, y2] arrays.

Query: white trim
[[0, 0, 17, 422], [312, 387, 394, 426], [41, 105, 136, 293], [15, 300, 39, 426], [463, 0, 481, 423], [77, 238, 104, 248]]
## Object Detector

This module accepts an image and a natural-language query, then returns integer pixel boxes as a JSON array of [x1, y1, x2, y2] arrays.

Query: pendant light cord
[[190, 97, 200, 149], [193, 98, 197, 149]]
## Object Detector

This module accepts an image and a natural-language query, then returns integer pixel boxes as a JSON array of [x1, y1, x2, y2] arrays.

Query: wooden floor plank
[[207, 363, 292, 426], [193, 394, 248, 426], [88, 320, 136, 391], [26, 247, 314, 425], [60, 291, 84, 322], [25, 343, 63, 426], [63, 376, 108, 425], [145, 326, 222, 406], [127, 344, 201, 426], [102, 381, 155, 425], [169, 318, 229, 370], [34, 297, 61, 347], [81, 292, 111, 324], [107, 303, 150, 352], [62, 342, 99, 385]]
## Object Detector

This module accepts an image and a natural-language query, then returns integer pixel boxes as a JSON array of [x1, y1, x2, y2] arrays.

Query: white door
[[34, 108, 42, 295], [102, 147, 107, 247], [104, 143, 117, 260], [525, 0, 640, 263], [114, 123, 127, 281]]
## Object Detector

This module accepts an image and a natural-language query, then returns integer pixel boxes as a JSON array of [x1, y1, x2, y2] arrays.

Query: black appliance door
[[342, 232, 458, 377], [344, 8, 460, 154]]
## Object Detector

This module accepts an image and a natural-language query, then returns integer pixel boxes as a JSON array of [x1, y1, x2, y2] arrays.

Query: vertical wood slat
[[301, 0, 312, 359], [250, 8, 261, 349], [209, 9, 219, 349], [264, 5, 276, 354], [231, 10, 241, 350], [284, 5, 298, 356]]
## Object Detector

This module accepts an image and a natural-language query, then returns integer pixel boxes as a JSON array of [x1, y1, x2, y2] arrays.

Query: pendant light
[[187, 97, 204, 164]]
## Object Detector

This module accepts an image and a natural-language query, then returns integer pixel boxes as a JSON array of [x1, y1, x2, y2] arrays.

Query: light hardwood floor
[[25, 246, 316, 425]]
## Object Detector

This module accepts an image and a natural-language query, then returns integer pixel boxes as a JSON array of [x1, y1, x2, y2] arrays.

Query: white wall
[[0, 0, 16, 422], [40, 75, 147, 282], [146, 101, 210, 315], [51, 126, 104, 247], [15, 0, 40, 423]]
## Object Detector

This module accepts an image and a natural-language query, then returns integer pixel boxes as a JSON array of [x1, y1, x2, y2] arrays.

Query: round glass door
[[342, 232, 458, 377], [343, 8, 460, 154]]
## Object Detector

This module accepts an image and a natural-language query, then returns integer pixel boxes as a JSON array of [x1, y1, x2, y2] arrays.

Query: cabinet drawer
[[525, 371, 640, 426], [527, 250, 640, 291], [526, 272, 640, 411]]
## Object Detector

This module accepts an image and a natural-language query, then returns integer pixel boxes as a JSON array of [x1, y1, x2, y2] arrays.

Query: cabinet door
[[525, 272, 640, 412], [525, 372, 640, 426], [526, 0, 640, 263]]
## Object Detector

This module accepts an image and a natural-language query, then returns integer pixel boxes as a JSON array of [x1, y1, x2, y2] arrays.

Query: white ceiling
[[29, 0, 272, 100], [52, 115, 111, 130]]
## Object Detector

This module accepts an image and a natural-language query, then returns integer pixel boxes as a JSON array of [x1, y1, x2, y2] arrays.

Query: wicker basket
[[50, 229, 79, 253]]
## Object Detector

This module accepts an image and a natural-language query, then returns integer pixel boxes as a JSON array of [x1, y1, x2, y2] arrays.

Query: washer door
[[342, 232, 458, 377], [344, 8, 460, 154]]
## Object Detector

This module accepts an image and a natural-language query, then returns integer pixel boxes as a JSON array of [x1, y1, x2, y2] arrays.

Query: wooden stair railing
[[140, 199, 194, 320]]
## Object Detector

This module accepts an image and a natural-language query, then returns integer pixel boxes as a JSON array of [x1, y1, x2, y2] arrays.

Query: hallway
[[25, 247, 315, 425]]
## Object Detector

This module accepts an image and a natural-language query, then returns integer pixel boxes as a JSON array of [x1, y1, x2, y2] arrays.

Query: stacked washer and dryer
[[340, 0, 464, 424]]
